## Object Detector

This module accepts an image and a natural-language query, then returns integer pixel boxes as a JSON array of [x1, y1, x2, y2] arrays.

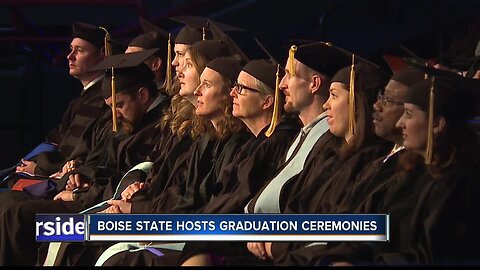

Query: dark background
[[0, 0, 479, 168]]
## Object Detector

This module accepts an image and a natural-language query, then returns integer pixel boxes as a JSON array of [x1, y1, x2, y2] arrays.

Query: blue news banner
[[36, 214, 389, 242]]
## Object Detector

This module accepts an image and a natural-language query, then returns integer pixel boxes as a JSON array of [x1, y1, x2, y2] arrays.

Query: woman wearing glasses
[[178, 59, 301, 266]]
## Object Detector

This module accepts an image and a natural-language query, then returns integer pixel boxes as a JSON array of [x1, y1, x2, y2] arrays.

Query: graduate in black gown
[[269, 67, 425, 266], [6, 21, 110, 183], [39, 26, 207, 266], [179, 59, 301, 265], [245, 57, 392, 266], [0, 57, 168, 266], [289, 67, 480, 266], [92, 55, 249, 266], [179, 41, 353, 266]]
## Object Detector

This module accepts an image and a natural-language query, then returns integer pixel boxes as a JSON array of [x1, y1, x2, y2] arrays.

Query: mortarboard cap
[[242, 59, 278, 91], [172, 15, 244, 45], [405, 65, 480, 121], [129, 16, 169, 49], [331, 54, 388, 138], [405, 64, 480, 164], [241, 59, 283, 137], [206, 56, 242, 84], [90, 48, 160, 71], [101, 63, 155, 99], [171, 15, 244, 33], [72, 21, 105, 49], [287, 41, 353, 78], [390, 68, 425, 88], [174, 25, 203, 45], [90, 49, 158, 132], [190, 39, 230, 63]]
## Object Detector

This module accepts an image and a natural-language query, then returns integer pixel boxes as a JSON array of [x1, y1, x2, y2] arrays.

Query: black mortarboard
[[287, 41, 353, 78], [72, 21, 105, 49], [90, 49, 158, 131], [129, 16, 169, 49], [405, 66, 480, 121], [242, 59, 277, 91], [91, 48, 160, 71], [174, 25, 203, 45], [331, 57, 388, 137], [390, 68, 425, 88], [405, 65, 480, 164], [171, 15, 244, 33], [242, 59, 283, 137], [332, 63, 389, 97], [101, 63, 155, 99], [190, 39, 230, 63], [206, 56, 242, 84]]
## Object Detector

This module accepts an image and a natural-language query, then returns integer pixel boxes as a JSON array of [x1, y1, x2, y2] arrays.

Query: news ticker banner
[[36, 213, 389, 242]]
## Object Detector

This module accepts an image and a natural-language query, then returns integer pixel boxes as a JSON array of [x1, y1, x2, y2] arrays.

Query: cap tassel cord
[[348, 54, 356, 138], [289, 45, 297, 77], [425, 77, 435, 165], [99, 26, 117, 132], [165, 33, 173, 90], [265, 64, 281, 137]]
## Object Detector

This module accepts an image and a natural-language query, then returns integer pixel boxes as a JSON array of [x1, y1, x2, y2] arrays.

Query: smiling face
[[323, 82, 349, 138], [396, 103, 428, 153], [194, 67, 228, 122]]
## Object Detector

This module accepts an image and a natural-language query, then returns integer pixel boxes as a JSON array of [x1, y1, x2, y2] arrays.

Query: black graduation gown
[[42, 120, 197, 267], [0, 98, 168, 266], [203, 116, 302, 214], [177, 119, 337, 266], [375, 165, 480, 266], [177, 116, 301, 264], [99, 130, 252, 266], [35, 80, 109, 176], [270, 149, 410, 266]]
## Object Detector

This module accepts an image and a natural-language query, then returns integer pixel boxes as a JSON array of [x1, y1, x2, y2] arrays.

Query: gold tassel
[[348, 54, 356, 138], [425, 77, 435, 164], [265, 64, 281, 137], [164, 33, 172, 90], [99, 26, 117, 132], [288, 45, 297, 77]]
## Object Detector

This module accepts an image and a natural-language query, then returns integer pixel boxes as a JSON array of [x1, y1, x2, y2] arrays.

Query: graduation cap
[[331, 57, 389, 138], [129, 16, 173, 90], [287, 41, 353, 78], [129, 16, 169, 49], [72, 21, 106, 49], [90, 48, 159, 131], [174, 25, 203, 45], [240, 59, 282, 137], [189, 39, 230, 64], [405, 64, 480, 164], [171, 15, 244, 45], [206, 56, 242, 84], [390, 68, 426, 89], [171, 15, 244, 33]]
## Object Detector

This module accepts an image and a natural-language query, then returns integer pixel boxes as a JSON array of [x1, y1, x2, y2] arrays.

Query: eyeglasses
[[377, 90, 404, 107], [233, 82, 261, 95]]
